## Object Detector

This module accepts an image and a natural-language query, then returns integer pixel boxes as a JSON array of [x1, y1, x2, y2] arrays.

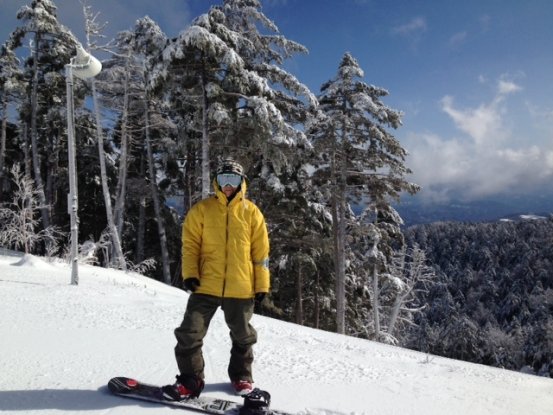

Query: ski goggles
[[217, 173, 242, 188]]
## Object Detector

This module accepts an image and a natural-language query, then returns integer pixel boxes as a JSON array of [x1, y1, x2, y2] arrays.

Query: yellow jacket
[[181, 179, 270, 299]]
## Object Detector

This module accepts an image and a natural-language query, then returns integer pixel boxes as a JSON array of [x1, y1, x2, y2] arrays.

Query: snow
[[1, 250, 552, 415], [499, 214, 547, 222], [519, 214, 546, 220]]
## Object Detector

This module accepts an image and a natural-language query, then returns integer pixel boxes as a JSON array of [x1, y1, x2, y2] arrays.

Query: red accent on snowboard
[[126, 378, 138, 388]]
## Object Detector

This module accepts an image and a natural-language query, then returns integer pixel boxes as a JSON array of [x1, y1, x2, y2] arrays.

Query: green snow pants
[[174, 293, 257, 382]]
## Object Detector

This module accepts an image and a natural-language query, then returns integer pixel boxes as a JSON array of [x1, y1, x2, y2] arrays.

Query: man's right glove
[[184, 278, 200, 293]]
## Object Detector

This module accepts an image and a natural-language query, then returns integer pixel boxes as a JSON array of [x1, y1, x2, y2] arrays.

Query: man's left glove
[[254, 292, 266, 304]]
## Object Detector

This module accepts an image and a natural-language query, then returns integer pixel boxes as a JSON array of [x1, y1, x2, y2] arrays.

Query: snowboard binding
[[239, 388, 271, 415]]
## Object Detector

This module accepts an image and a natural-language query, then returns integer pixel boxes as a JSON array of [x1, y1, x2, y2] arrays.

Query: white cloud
[[406, 132, 553, 201], [448, 31, 467, 48], [391, 17, 427, 51], [440, 95, 506, 147], [439, 78, 522, 146], [392, 17, 427, 36], [404, 77, 553, 201], [497, 79, 522, 95]]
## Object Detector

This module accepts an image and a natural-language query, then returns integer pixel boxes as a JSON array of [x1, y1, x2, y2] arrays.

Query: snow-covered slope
[[1, 251, 552, 415]]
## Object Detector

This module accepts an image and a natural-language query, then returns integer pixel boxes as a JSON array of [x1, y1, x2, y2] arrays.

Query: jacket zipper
[[222, 203, 230, 297]]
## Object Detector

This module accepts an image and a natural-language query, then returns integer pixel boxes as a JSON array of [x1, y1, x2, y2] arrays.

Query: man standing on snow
[[163, 158, 270, 401]]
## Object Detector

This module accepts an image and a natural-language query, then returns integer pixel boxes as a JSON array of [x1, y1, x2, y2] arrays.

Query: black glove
[[184, 278, 200, 293], [254, 292, 266, 304]]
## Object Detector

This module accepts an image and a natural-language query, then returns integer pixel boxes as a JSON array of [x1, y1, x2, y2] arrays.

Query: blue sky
[[2, 0, 553, 203]]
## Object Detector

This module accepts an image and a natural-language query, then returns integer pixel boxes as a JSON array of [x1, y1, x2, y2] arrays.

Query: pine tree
[[385, 244, 435, 343], [311, 52, 419, 335], [8, 0, 79, 234], [158, 0, 315, 199], [82, 1, 126, 271], [0, 43, 23, 201], [132, 17, 173, 284], [90, 16, 181, 281], [263, 159, 335, 328]]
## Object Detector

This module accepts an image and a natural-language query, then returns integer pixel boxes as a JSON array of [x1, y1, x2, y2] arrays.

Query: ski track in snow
[[1, 252, 553, 415]]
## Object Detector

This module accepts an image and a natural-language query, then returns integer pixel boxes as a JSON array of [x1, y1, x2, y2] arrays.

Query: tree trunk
[[387, 247, 406, 338], [144, 100, 171, 284], [295, 257, 303, 325], [113, 61, 130, 240], [22, 122, 31, 179], [45, 133, 59, 211], [91, 79, 126, 270], [387, 293, 408, 339], [182, 143, 195, 216], [314, 268, 320, 329], [371, 262, 380, 339], [30, 33, 50, 230], [201, 69, 210, 200], [0, 96, 7, 201], [135, 153, 146, 264], [334, 193, 347, 334], [332, 117, 349, 334], [331, 146, 347, 334]]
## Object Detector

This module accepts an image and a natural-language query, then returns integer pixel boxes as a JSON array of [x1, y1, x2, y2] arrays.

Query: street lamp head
[[70, 45, 102, 79]]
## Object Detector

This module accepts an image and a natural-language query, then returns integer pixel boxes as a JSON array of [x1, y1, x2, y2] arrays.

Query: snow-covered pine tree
[[158, 6, 244, 199], [158, 0, 316, 199], [310, 52, 419, 335], [82, 1, 126, 271], [92, 17, 180, 282], [8, 0, 79, 234], [96, 30, 147, 252], [108, 35, 134, 242], [209, 0, 317, 203], [84, 29, 138, 266], [384, 244, 435, 343], [0, 44, 23, 201], [263, 160, 335, 328], [132, 17, 173, 284]]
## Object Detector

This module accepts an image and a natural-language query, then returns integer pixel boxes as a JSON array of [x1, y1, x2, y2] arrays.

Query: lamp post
[[66, 45, 101, 285]]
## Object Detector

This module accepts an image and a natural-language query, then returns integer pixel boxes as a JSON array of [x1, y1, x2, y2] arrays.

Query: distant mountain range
[[395, 192, 553, 227], [168, 191, 553, 228]]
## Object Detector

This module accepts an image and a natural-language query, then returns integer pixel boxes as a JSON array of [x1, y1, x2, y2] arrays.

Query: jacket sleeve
[[250, 206, 270, 293], [181, 203, 203, 281]]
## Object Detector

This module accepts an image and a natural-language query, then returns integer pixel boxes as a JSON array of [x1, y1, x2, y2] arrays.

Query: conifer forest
[[0, 0, 551, 378]]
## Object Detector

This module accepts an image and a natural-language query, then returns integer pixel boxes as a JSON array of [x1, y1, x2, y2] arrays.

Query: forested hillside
[[404, 218, 553, 377]]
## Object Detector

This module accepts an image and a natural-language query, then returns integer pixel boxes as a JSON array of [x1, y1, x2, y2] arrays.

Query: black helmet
[[217, 158, 244, 176]]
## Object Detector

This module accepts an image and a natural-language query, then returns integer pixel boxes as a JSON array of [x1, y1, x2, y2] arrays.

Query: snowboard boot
[[162, 374, 204, 401], [231, 379, 254, 395]]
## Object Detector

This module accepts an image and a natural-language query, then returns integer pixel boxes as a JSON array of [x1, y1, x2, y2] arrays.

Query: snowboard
[[107, 376, 290, 415]]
